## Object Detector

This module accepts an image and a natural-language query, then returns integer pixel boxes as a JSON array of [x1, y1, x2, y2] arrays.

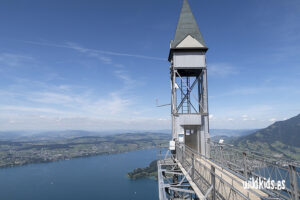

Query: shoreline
[[0, 147, 158, 170]]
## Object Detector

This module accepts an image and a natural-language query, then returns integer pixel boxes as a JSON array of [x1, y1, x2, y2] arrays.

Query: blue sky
[[0, 0, 300, 131]]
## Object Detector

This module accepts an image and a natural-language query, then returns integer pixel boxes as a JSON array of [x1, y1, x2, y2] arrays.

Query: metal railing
[[176, 144, 266, 200], [210, 141, 300, 200], [157, 141, 300, 199]]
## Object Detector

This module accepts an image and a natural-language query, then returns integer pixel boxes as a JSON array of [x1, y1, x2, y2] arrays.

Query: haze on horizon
[[0, 0, 300, 131]]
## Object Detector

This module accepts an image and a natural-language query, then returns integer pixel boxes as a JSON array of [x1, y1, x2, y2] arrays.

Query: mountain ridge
[[234, 114, 300, 160]]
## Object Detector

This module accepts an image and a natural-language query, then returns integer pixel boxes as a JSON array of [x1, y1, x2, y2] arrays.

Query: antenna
[[156, 98, 171, 107]]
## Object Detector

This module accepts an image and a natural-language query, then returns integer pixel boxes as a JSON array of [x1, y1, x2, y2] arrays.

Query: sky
[[0, 0, 300, 131]]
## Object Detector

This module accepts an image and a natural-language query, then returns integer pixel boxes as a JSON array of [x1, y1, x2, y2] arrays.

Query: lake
[[0, 149, 158, 200]]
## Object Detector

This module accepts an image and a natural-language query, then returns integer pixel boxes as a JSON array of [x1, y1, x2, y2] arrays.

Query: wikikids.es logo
[[243, 177, 286, 190]]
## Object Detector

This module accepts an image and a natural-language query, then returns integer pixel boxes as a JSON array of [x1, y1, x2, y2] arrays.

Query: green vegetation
[[234, 114, 300, 160], [0, 132, 170, 168], [127, 160, 158, 179]]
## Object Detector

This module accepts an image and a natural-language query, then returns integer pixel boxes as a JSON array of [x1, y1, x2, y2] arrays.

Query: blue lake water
[[0, 149, 158, 200]]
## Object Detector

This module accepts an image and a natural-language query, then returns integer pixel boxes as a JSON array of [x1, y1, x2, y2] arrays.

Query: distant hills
[[210, 129, 256, 137], [0, 130, 171, 142], [0, 130, 107, 141], [0, 129, 254, 142], [234, 114, 300, 160], [1, 117, 299, 161], [0, 132, 170, 168]]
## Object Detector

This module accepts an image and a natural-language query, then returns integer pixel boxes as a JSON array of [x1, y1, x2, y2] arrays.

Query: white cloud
[[58, 85, 70, 90], [0, 68, 137, 120], [209, 104, 277, 129], [88, 92, 133, 115], [211, 85, 300, 99], [113, 70, 135, 89], [242, 114, 248, 121], [269, 118, 277, 122], [0, 43, 141, 122], [0, 53, 33, 66], [23, 40, 166, 61], [66, 43, 112, 64], [0, 115, 171, 131], [0, 42, 172, 131], [31, 92, 74, 104], [0, 105, 66, 114], [208, 63, 238, 77]]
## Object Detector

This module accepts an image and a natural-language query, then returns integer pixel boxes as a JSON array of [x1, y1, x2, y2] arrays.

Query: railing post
[[175, 144, 178, 161], [159, 143, 161, 160], [243, 152, 248, 179], [220, 145, 224, 166], [192, 153, 194, 180], [211, 165, 216, 200], [182, 146, 185, 166], [288, 164, 299, 200]]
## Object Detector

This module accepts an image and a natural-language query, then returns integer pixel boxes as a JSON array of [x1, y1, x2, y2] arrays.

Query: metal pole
[[186, 77, 190, 113], [288, 164, 299, 200], [211, 165, 216, 200], [243, 152, 248, 179], [202, 68, 210, 157], [192, 153, 194, 180], [171, 66, 177, 140]]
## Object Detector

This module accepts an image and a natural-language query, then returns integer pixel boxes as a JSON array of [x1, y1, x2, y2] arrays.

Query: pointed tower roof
[[171, 0, 207, 49]]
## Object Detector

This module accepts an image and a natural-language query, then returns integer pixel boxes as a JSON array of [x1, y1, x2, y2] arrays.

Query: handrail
[[177, 142, 300, 200], [210, 141, 300, 167], [176, 143, 267, 200]]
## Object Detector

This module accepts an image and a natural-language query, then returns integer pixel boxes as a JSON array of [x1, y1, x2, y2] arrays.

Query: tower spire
[[171, 0, 207, 49]]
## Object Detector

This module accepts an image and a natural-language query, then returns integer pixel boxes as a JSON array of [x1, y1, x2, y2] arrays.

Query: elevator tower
[[169, 0, 210, 156]]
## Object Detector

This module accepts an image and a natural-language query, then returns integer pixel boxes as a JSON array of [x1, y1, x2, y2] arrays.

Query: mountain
[[234, 114, 300, 160]]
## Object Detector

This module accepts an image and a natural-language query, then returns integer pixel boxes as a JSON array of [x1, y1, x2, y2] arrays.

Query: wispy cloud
[[65, 42, 113, 64], [211, 85, 300, 99], [0, 114, 171, 131], [113, 69, 136, 89], [22, 40, 166, 61], [30, 92, 74, 104], [0, 68, 137, 119], [0, 39, 142, 121], [208, 63, 238, 77], [1, 89, 134, 118], [0, 53, 33, 66], [269, 118, 276, 122], [88, 92, 132, 115], [0, 105, 66, 114]]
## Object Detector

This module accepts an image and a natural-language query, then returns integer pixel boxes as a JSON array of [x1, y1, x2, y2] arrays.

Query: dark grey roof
[[171, 0, 207, 49]]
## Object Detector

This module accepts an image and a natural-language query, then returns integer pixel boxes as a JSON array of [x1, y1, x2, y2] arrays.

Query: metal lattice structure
[[158, 0, 300, 199]]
